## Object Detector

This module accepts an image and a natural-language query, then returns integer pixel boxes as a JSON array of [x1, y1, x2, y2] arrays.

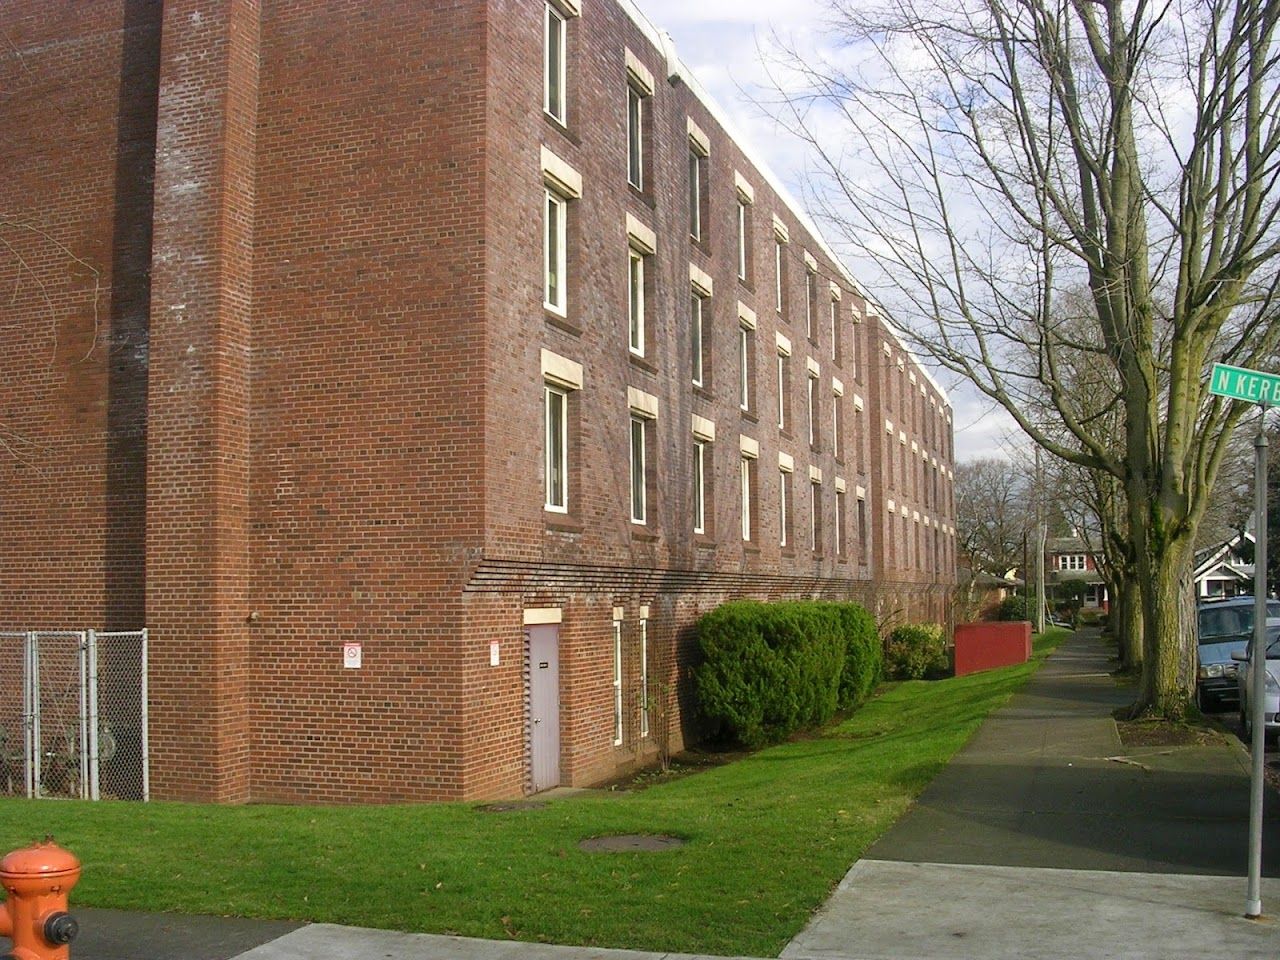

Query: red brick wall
[[244, 0, 491, 803], [145, 0, 260, 802], [0, 0, 960, 803], [0, 0, 156, 633]]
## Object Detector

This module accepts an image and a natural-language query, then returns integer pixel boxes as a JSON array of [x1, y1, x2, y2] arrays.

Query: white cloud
[[633, 0, 1033, 464]]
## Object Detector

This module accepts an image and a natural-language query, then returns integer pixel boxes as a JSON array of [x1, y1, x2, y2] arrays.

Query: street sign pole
[[1208, 362, 1275, 919], [1246, 414, 1267, 918]]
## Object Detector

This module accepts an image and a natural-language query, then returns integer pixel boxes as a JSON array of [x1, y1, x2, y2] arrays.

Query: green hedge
[[996, 595, 1032, 621], [693, 600, 883, 748], [883, 622, 948, 680]]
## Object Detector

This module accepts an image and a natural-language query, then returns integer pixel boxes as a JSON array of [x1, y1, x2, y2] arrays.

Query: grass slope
[[0, 629, 1069, 957]]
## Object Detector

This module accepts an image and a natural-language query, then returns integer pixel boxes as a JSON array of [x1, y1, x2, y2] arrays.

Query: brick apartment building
[[0, 0, 956, 803]]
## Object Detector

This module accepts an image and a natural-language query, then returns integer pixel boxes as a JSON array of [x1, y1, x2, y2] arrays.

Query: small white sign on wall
[[343, 642, 363, 669], [490, 640, 501, 667]]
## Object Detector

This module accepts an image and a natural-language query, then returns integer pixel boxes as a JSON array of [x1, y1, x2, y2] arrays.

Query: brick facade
[[0, 0, 957, 803]]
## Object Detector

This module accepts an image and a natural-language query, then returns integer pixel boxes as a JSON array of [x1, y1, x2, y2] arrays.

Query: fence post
[[140, 628, 149, 802], [87, 629, 100, 802], [30, 632, 41, 799], [22, 632, 34, 799], [78, 633, 89, 800]]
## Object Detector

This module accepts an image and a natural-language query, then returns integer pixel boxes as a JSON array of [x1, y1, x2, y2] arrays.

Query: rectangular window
[[830, 298, 839, 362], [629, 248, 645, 355], [545, 190, 567, 314], [777, 352, 788, 430], [807, 374, 818, 449], [691, 293, 704, 386], [689, 148, 702, 240], [612, 619, 623, 745], [737, 200, 748, 280], [693, 440, 707, 534], [806, 271, 816, 340], [740, 456, 753, 541], [544, 4, 567, 123], [775, 238, 785, 314], [811, 481, 822, 552], [857, 496, 867, 560], [1059, 554, 1087, 571], [627, 86, 644, 189], [779, 469, 790, 547], [832, 394, 842, 460], [545, 385, 568, 511], [630, 415, 646, 524], [836, 489, 846, 556], [639, 618, 650, 738], [739, 325, 751, 411]]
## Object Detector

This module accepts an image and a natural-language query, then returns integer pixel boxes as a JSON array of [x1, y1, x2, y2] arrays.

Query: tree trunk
[[1135, 549, 1196, 717], [1115, 580, 1143, 671]]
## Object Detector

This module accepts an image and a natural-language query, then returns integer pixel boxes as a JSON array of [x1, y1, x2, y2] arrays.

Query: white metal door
[[528, 625, 560, 792]]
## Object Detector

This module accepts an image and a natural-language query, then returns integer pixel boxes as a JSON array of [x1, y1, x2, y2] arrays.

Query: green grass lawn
[[0, 629, 1070, 957]]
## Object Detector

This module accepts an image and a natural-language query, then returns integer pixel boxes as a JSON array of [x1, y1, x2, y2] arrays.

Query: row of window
[[546, 379, 878, 560], [543, 3, 861, 382]]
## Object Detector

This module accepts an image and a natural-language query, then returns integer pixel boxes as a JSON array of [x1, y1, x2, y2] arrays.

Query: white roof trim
[[613, 0, 949, 403]]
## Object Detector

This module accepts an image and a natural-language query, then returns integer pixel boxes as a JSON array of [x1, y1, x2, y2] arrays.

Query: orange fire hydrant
[[0, 838, 80, 960]]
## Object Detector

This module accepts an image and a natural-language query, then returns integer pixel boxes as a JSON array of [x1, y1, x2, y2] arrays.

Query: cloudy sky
[[632, 0, 1021, 461]]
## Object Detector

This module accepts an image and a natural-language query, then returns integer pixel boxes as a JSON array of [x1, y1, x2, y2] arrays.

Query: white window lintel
[[625, 48, 656, 96], [626, 213, 656, 255], [541, 146, 582, 199], [541, 349, 583, 390], [628, 386, 659, 420], [687, 116, 711, 156], [690, 262, 714, 297]]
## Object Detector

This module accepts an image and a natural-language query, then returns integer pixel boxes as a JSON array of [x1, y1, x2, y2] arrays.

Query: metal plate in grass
[[477, 801, 548, 813], [579, 834, 685, 852]]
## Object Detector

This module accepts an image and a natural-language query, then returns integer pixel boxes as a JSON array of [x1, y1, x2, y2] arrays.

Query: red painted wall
[[953, 621, 1031, 676]]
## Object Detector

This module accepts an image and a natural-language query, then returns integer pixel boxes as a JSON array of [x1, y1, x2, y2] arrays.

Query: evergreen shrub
[[883, 622, 948, 680], [693, 600, 883, 748]]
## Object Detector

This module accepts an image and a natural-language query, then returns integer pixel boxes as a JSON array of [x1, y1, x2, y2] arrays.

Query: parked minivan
[[1196, 597, 1280, 711]]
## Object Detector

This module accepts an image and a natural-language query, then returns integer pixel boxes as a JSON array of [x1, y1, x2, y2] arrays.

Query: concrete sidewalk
[[783, 630, 1280, 960], [56, 631, 1280, 960]]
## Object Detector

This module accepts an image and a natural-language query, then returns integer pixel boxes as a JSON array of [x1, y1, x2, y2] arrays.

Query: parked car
[[1231, 620, 1280, 747], [1196, 597, 1280, 711]]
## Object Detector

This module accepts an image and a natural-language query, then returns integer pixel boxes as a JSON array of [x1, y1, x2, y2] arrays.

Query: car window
[[1199, 602, 1280, 641]]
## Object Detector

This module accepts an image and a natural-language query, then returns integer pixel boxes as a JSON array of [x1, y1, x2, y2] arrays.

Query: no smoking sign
[[342, 642, 363, 669]]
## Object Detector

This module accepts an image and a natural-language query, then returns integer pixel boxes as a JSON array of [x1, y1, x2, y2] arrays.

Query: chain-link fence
[[0, 629, 148, 801]]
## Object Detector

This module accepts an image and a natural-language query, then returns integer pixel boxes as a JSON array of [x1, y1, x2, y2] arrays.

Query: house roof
[[1194, 531, 1254, 579], [1046, 536, 1095, 554]]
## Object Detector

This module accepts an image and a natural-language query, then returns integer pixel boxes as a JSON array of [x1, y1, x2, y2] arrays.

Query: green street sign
[[1209, 363, 1280, 406]]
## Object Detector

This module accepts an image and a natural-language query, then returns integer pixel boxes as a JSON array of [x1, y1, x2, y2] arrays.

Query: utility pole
[[1246, 412, 1268, 918], [1207, 363, 1276, 920], [1035, 447, 1045, 633]]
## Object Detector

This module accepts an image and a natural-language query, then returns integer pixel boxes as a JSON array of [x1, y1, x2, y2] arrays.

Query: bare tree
[[955, 457, 1034, 578], [766, 0, 1280, 717]]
